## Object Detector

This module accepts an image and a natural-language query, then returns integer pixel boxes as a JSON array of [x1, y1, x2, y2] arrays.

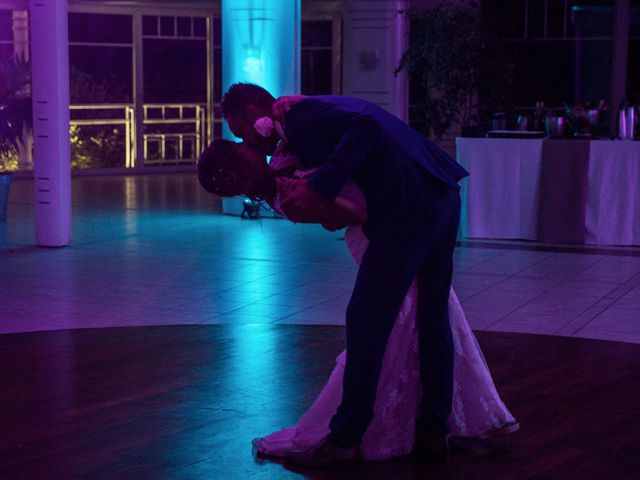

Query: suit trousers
[[328, 183, 461, 447]]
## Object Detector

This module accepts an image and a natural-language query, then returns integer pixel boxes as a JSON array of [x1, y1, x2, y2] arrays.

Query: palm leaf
[[0, 55, 31, 158]]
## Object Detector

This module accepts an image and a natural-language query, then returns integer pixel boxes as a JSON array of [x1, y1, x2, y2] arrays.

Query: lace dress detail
[[254, 225, 516, 460], [257, 169, 515, 460]]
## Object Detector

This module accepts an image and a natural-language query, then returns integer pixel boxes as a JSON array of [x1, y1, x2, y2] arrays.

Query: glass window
[[483, 0, 525, 38], [143, 39, 207, 103], [511, 39, 611, 107], [568, 1, 613, 38], [160, 16, 175, 37], [213, 47, 222, 103], [177, 17, 191, 37], [193, 17, 206, 38], [528, 0, 546, 37], [511, 42, 574, 106], [69, 45, 133, 103], [213, 16, 222, 139], [301, 20, 334, 95], [213, 17, 221, 46], [575, 39, 612, 102], [68, 13, 132, 44], [302, 20, 332, 47], [301, 50, 332, 95], [630, 8, 640, 38], [547, 0, 566, 37], [142, 16, 158, 37]]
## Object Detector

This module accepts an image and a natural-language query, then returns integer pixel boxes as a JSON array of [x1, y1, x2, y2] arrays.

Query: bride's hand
[[273, 95, 307, 122], [278, 178, 366, 228], [279, 180, 325, 223]]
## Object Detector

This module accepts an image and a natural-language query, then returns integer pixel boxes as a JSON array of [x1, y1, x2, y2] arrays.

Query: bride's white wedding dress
[[254, 164, 517, 461]]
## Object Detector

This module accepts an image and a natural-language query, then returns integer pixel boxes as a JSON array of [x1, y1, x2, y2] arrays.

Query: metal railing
[[70, 104, 135, 168], [69, 103, 208, 168], [143, 103, 206, 165]]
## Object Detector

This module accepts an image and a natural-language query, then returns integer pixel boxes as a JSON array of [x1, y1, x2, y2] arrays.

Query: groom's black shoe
[[285, 435, 361, 468], [412, 434, 449, 460]]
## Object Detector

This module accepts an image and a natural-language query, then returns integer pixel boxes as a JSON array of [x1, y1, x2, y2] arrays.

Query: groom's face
[[226, 105, 279, 155]]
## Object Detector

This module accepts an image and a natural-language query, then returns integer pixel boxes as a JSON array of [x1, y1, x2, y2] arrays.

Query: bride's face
[[235, 142, 267, 170], [232, 142, 272, 198]]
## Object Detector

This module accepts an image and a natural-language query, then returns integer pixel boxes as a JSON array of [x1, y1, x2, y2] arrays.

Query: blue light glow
[[221, 0, 300, 140]]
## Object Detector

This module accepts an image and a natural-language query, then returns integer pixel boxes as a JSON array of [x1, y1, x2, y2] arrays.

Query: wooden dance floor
[[1, 325, 639, 479]]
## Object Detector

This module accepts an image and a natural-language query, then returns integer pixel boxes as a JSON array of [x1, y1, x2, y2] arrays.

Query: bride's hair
[[197, 139, 275, 200], [197, 139, 248, 197], [221, 83, 275, 118]]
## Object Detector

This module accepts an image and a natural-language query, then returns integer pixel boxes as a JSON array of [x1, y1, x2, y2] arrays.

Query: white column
[[221, 0, 301, 109], [343, 0, 408, 121], [221, 0, 301, 215], [30, 0, 71, 247]]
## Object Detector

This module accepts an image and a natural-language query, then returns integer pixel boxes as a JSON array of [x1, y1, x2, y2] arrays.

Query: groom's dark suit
[[283, 96, 469, 446]]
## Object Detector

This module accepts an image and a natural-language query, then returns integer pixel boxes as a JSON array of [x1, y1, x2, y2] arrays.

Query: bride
[[198, 139, 518, 462]]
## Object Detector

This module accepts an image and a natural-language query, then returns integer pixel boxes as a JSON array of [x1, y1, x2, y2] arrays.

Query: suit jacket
[[283, 96, 469, 225]]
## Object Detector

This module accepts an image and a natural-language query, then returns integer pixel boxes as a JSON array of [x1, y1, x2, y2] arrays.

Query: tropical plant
[[69, 67, 127, 169], [396, 1, 516, 140], [0, 55, 31, 170]]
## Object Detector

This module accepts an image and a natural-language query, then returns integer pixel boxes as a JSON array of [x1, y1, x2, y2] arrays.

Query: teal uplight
[[221, 0, 301, 140]]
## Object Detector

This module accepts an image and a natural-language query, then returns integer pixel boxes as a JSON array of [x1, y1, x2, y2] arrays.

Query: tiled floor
[[2, 174, 640, 344]]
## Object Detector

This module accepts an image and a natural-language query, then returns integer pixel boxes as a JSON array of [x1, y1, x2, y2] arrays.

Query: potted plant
[[395, 1, 515, 141], [0, 55, 31, 220]]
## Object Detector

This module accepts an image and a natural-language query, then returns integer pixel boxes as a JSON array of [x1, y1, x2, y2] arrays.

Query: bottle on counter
[[533, 101, 545, 131], [618, 102, 636, 140], [627, 105, 636, 140]]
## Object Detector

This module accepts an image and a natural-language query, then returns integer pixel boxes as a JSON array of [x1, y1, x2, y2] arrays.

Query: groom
[[221, 83, 469, 466]]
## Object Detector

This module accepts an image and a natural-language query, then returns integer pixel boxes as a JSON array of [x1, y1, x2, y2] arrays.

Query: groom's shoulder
[[310, 95, 371, 107], [286, 95, 379, 125], [287, 95, 357, 117]]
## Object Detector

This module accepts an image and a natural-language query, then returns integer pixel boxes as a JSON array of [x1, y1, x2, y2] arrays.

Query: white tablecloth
[[586, 141, 640, 245], [457, 138, 543, 241], [456, 138, 640, 246]]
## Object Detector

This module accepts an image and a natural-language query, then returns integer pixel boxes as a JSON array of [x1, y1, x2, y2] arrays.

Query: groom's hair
[[221, 83, 275, 118], [197, 139, 239, 196]]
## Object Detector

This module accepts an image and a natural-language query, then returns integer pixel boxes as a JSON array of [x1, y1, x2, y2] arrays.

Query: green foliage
[[70, 67, 127, 104], [396, 1, 516, 140], [69, 68, 126, 169], [0, 55, 31, 171], [70, 124, 125, 169], [0, 60, 128, 171]]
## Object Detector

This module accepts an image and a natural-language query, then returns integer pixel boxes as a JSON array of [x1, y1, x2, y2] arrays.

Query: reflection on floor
[[2, 326, 639, 478], [2, 173, 640, 344]]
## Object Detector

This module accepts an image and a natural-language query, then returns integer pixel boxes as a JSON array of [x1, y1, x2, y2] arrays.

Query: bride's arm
[[277, 177, 368, 230], [323, 195, 368, 231]]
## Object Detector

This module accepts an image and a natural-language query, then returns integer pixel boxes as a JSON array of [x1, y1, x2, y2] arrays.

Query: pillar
[[220, 0, 301, 214], [30, 0, 71, 247]]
